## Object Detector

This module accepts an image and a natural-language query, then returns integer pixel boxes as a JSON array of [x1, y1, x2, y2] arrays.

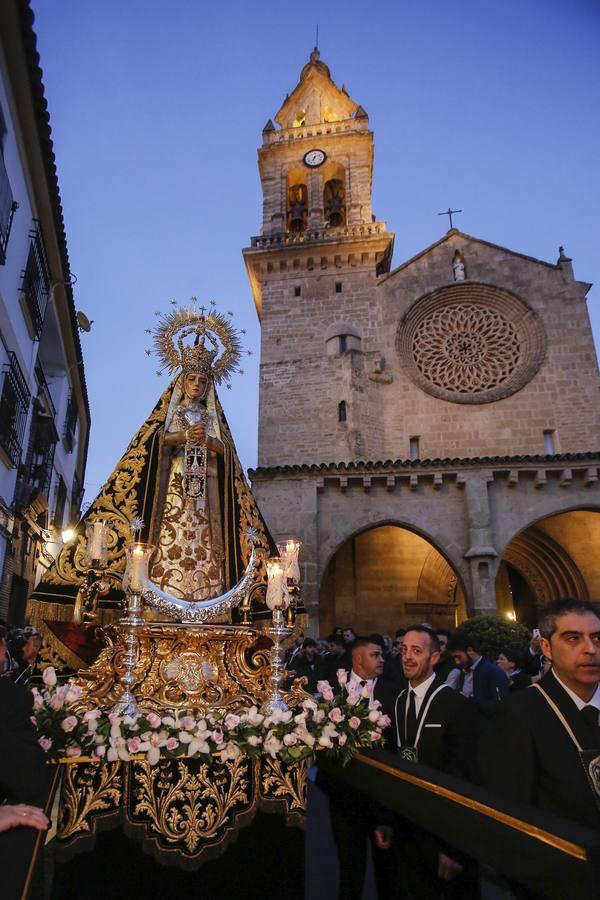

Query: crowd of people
[[1, 601, 600, 899], [285, 622, 547, 700], [289, 599, 600, 899]]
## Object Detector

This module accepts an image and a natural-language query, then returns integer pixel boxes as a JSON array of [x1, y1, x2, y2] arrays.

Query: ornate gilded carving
[[128, 757, 253, 854], [58, 761, 123, 841], [78, 623, 272, 712]]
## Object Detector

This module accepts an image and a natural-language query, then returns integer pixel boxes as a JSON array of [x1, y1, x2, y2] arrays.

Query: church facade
[[244, 51, 600, 635]]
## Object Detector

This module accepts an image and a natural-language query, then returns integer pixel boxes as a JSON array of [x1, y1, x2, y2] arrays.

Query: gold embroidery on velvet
[[58, 761, 123, 840], [129, 757, 252, 853]]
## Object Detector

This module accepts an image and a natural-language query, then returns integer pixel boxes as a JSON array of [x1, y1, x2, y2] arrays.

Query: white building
[[0, 0, 90, 623]]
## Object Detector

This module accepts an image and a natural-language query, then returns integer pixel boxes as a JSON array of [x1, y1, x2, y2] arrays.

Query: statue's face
[[183, 373, 208, 401]]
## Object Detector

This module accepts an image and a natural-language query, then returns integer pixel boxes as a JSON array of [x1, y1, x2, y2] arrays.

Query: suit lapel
[[538, 673, 597, 749]]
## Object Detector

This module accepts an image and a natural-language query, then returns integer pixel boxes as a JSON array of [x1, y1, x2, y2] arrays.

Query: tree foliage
[[456, 614, 530, 661]]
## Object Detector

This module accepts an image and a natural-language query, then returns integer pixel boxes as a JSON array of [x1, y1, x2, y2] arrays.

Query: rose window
[[412, 304, 521, 394], [397, 283, 546, 404]]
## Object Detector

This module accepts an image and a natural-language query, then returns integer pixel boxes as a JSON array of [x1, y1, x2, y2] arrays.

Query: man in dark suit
[[376, 626, 478, 899], [288, 637, 324, 694], [479, 598, 600, 832], [321, 637, 397, 899], [0, 676, 51, 898], [447, 631, 509, 722]]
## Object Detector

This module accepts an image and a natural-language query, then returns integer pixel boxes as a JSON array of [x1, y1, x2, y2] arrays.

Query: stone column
[[462, 472, 498, 614], [307, 172, 323, 231]]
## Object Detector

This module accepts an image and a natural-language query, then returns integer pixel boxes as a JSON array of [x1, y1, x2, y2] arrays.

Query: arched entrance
[[319, 524, 467, 635], [496, 509, 600, 627]]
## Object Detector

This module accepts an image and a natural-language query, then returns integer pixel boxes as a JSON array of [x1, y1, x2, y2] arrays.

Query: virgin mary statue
[[27, 303, 274, 669]]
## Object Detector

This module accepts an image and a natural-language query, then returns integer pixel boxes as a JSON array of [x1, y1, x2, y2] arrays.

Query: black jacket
[[457, 657, 510, 718], [478, 672, 600, 830], [393, 676, 477, 779]]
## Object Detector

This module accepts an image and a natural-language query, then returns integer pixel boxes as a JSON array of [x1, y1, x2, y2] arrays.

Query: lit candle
[[266, 558, 286, 610], [285, 539, 301, 583], [89, 521, 106, 560], [127, 544, 149, 592]]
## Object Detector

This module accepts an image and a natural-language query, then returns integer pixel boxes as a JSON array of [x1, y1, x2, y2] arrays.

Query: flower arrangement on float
[[32, 667, 391, 767]]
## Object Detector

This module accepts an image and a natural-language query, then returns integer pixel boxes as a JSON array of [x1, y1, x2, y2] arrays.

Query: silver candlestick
[[112, 590, 145, 717], [262, 607, 292, 715]]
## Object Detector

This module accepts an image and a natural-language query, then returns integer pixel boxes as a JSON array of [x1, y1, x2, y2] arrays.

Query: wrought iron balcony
[[0, 351, 31, 466], [20, 223, 50, 339], [0, 152, 18, 264]]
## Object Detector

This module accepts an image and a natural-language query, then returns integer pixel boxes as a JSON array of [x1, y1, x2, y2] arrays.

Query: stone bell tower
[[243, 49, 394, 471]]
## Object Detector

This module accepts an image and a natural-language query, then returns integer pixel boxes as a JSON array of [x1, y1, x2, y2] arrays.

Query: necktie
[[581, 705, 600, 745], [406, 690, 417, 746]]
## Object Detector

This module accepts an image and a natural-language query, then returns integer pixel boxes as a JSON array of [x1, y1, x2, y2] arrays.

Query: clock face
[[303, 149, 326, 168]]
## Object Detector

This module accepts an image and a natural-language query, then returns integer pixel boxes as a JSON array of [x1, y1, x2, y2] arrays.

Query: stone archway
[[319, 524, 467, 636], [496, 509, 600, 627]]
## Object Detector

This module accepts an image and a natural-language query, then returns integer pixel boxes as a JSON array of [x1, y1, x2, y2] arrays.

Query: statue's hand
[[187, 422, 206, 445]]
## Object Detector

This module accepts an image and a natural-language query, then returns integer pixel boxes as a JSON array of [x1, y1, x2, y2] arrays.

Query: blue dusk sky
[[30, 0, 600, 506]]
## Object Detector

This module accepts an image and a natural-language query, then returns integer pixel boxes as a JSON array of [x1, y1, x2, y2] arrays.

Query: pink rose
[[348, 716, 361, 730], [42, 667, 57, 687], [247, 735, 262, 747], [370, 731, 382, 742], [84, 708, 102, 721], [146, 712, 162, 729], [165, 737, 179, 751], [38, 737, 52, 752], [378, 714, 391, 729], [211, 728, 224, 745], [180, 715, 195, 731], [328, 707, 344, 723], [94, 745, 106, 758], [66, 746, 82, 757], [61, 715, 78, 733], [337, 668, 348, 686], [127, 737, 141, 753], [50, 694, 64, 711], [283, 732, 298, 746], [32, 689, 44, 709], [317, 680, 334, 701], [224, 713, 241, 729], [108, 712, 122, 725], [361, 682, 373, 699]]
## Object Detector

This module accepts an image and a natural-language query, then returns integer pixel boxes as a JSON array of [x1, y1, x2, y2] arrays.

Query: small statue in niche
[[452, 251, 466, 281], [369, 354, 393, 385]]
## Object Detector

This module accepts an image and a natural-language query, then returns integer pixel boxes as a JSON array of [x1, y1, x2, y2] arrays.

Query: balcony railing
[[20, 223, 50, 339], [262, 116, 369, 145], [249, 221, 389, 249], [0, 351, 31, 467], [35, 358, 56, 417], [0, 153, 18, 264]]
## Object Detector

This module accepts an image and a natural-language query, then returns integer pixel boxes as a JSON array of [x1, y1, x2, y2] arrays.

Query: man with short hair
[[448, 631, 509, 721], [377, 626, 478, 899], [288, 637, 323, 694], [322, 633, 350, 687], [323, 638, 396, 900], [480, 598, 600, 830], [434, 628, 459, 684]]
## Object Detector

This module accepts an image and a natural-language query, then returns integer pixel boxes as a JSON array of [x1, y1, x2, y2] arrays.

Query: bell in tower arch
[[287, 183, 308, 233], [324, 178, 346, 228]]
